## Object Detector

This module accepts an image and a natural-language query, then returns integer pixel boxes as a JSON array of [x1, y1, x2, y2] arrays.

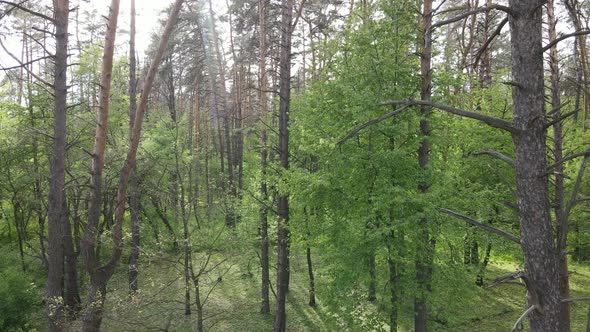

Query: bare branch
[[290, 0, 306, 34], [562, 297, 590, 303], [565, 156, 590, 220], [337, 105, 410, 146], [545, 110, 577, 128], [432, 4, 513, 30], [472, 149, 515, 167], [0, 55, 52, 71], [511, 305, 538, 332], [548, 149, 590, 170], [0, 0, 55, 22], [474, 17, 508, 68], [0, 38, 54, 88], [543, 30, 590, 53], [439, 208, 520, 244], [380, 99, 518, 133]]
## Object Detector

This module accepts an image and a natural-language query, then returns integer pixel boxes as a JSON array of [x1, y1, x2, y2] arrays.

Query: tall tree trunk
[[45, 0, 69, 330], [415, 1, 434, 331], [259, 0, 271, 315], [548, 0, 569, 330], [509, 0, 560, 330], [81, 1, 184, 330], [274, 0, 295, 331], [128, 0, 140, 296], [81, 0, 121, 329], [62, 194, 81, 317], [208, 0, 235, 227]]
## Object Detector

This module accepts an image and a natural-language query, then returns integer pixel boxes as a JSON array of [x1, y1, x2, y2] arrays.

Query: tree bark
[[415, 1, 434, 331], [259, 0, 271, 315], [45, 0, 69, 330], [509, 0, 560, 330], [81, 1, 121, 329], [548, 0, 570, 330], [274, 0, 295, 331], [128, 0, 140, 296], [81, 0, 184, 329]]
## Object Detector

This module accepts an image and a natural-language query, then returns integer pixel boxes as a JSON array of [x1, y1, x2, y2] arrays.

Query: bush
[[0, 250, 41, 331]]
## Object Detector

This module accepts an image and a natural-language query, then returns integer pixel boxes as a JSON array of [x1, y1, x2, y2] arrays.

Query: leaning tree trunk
[[274, 0, 294, 331], [45, 0, 69, 330], [509, 0, 560, 330]]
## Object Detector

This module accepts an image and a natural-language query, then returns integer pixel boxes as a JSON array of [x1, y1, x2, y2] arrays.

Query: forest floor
[[34, 246, 590, 331]]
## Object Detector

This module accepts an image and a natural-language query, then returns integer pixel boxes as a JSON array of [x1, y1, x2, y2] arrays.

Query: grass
[[36, 243, 590, 331]]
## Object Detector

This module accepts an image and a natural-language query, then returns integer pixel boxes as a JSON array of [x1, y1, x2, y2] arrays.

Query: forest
[[1, 0, 590, 331]]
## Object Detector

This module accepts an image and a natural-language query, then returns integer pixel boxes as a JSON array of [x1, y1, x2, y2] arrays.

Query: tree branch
[[511, 305, 538, 332], [545, 110, 576, 129], [474, 17, 508, 68], [432, 4, 513, 30], [440, 208, 520, 244], [562, 297, 590, 303], [290, 0, 306, 34], [337, 105, 410, 146], [542, 30, 590, 53], [565, 156, 590, 220], [0, 38, 54, 88], [380, 99, 518, 133], [472, 149, 515, 167], [548, 149, 590, 170], [0, 0, 55, 22], [0, 55, 52, 71]]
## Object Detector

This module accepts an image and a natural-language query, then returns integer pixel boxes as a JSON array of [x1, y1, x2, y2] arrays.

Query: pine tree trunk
[[509, 1, 560, 330], [45, 1, 69, 329], [415, 1, 434, 331], [274, 0, 294, 330], [259, 0, 271, 314]]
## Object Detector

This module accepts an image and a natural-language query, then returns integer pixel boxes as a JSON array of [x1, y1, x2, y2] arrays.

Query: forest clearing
[[1, 0, 590, 331]]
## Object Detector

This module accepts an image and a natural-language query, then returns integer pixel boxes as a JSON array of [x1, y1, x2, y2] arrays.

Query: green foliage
[[0, 249, 42, 331]]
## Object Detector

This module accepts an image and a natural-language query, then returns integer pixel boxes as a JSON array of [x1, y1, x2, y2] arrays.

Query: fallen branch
[[440, 208, 520, 244]]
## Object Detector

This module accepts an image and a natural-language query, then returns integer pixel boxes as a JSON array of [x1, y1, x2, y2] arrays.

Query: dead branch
[[542, 30, 590, 53], [0, 0, 55, 22], [511, 305, 538, 332], [472, 149, 515, 167], [380, 99, 518, 133], [474, 17, 508, 68], [337, 105, 410, 146], [440, 208, 520, 244], [431, 4, 513, 30]]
